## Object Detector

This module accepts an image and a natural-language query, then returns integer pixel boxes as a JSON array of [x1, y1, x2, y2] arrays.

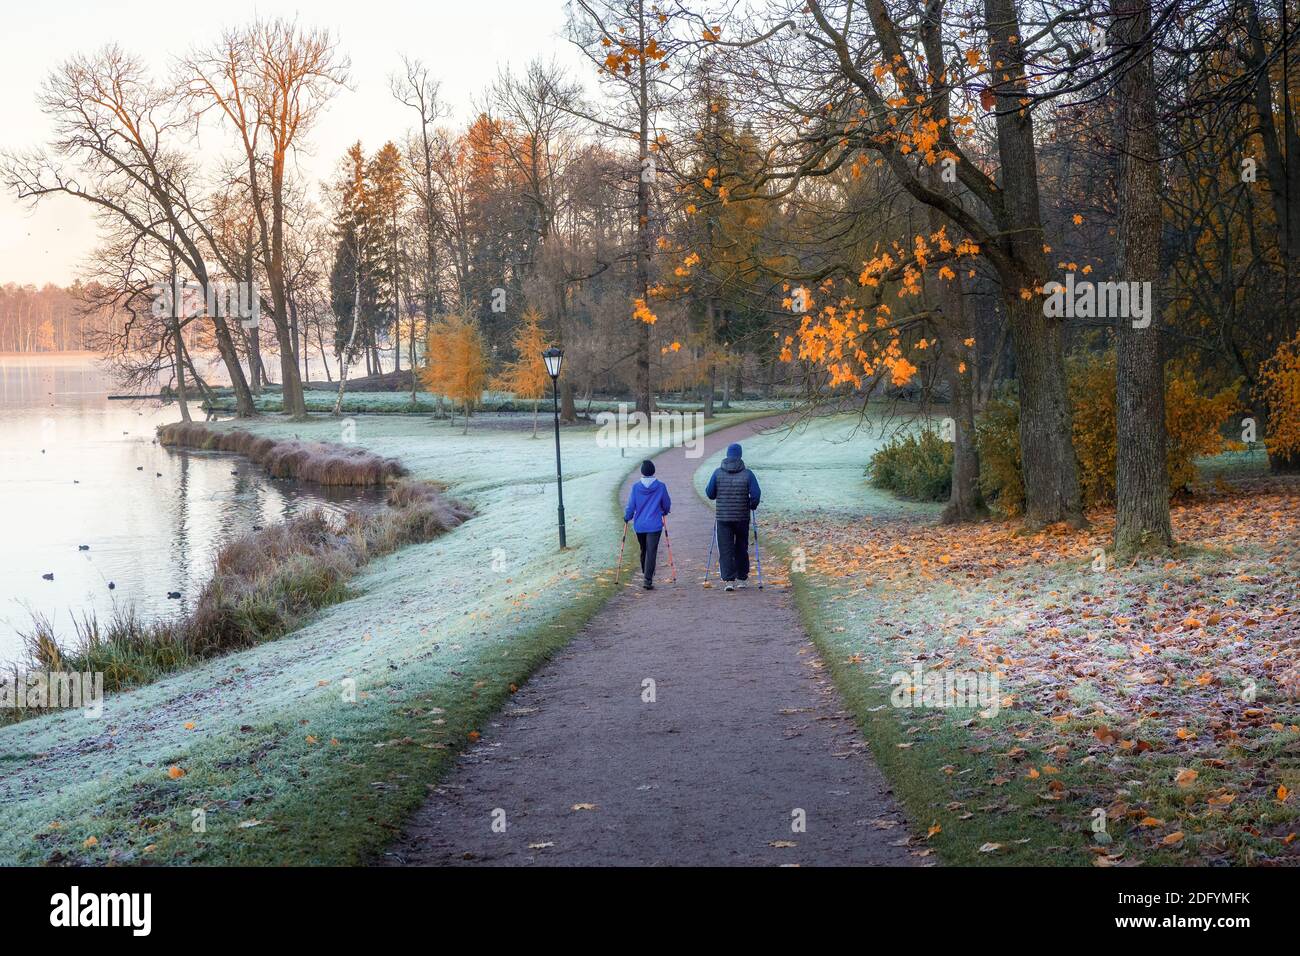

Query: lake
[[0, 353, 385, 665]]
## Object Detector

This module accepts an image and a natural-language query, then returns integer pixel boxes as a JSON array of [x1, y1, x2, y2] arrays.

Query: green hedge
[[867, 427, 953, 501]]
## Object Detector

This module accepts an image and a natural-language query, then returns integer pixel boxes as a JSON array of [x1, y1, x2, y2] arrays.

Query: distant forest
[[0, 283, 122, 352]]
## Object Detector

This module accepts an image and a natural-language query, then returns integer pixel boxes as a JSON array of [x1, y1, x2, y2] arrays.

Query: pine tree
[[366, 142, 407, 373], [329, 142, 378, 413], [330, 143, 378, 362]]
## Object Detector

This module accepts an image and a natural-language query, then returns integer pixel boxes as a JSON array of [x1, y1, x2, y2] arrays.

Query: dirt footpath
[[382, 417, 919, 866]]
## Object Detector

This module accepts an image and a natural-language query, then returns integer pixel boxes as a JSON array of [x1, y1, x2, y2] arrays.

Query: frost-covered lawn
[[691, 405, 943, 519], [0, 412, 751, 865], [720, 412, 1300, 866], [205, 387, 794, 416]]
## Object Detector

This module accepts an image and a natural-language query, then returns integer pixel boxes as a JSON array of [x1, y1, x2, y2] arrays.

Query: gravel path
[[382, 416, 918, 866]]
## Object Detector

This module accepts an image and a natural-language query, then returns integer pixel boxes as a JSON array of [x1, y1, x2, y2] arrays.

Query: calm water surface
[[0, 354, 384, 664]]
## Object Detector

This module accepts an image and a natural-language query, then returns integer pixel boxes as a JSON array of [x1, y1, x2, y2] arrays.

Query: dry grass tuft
[[157, 422, 407, 486]]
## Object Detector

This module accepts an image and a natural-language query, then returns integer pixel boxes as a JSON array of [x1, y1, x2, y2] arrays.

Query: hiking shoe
[[643, 581, 655, 590], [736, 581, 748, 589], [724, 582, 735, 592]]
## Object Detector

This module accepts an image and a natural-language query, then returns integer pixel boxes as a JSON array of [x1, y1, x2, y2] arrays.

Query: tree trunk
[[983, 0, 1084, 528], [316, 323, 333, 383], [247, 325, 263, 394], [634, 0, 653, 416], [278, 331, 307, 418], [173, 320, 191, 423], [936, 290, 984, 523], [210, 314, 256, 417], [1112, 0, 1173, 557], [1005, 290, 1085, 527], [333, 266, 362, 416], [705, 359, 716, 419], [409, 308, 419, 404], [703, 299, 717, 419]]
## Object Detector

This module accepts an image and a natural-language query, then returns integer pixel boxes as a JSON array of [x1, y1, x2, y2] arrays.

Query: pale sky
[[0, 0, 590, 286]]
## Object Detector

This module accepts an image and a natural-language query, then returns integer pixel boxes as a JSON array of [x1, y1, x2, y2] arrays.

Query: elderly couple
[[622, 442, 761, 591]]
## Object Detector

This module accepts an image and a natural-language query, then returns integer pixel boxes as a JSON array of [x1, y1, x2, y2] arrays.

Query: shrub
[[975, 390, 1024, 517], [1163, 365, 1242, 490], [975, 351, 1240, 516], [1068, 351, 1119, 508], [1256, 329, 1300, 470], [867, 426, 953, 501]]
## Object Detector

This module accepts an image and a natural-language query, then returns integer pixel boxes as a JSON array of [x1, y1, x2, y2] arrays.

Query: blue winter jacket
[[624, 478, 672, 533]]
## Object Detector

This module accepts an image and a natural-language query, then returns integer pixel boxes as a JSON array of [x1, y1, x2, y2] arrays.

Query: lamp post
[[542, 347, 566, 548]]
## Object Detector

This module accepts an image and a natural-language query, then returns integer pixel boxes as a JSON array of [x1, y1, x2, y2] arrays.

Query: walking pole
[[751, 510, 765, 590], [615, 521, 628, 585], [661, 516, 678, 583], [703, 518, 717, 588]]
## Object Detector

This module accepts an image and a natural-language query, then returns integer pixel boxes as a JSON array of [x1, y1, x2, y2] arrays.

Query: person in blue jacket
[[624, 459, 672, 590], [705, 442, 761, 591]]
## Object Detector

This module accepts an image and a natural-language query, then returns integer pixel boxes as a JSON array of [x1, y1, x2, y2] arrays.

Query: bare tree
[[182, 19, 350, 419], [2, 47, 257, 415]]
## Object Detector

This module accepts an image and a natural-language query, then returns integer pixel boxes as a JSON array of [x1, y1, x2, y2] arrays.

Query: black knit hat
[[641, 459, 655, 476]]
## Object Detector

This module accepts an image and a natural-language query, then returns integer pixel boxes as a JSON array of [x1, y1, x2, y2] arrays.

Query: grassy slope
[[0, 412, 756, 865], [706, 413, 1299, 867], [690, 407, 942, 519]]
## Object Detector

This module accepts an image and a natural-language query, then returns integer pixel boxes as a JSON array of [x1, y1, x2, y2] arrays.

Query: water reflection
[[0, 354, 385, 664]]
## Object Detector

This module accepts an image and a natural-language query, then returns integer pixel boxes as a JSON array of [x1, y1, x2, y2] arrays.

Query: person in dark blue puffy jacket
[[705, 442, 761, 591], [624, 459, 672, 589]]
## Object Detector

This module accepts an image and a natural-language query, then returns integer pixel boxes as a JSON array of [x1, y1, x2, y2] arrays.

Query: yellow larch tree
[[423, 314, 487, 434], [492, 307, 552, 437]]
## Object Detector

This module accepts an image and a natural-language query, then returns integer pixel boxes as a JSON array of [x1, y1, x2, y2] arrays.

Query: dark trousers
[[716, 519, 750, 581], [636, 531, 661, 584]]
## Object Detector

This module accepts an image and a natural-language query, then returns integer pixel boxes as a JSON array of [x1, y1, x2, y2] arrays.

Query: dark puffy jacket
[[706, 456, 760, 521]]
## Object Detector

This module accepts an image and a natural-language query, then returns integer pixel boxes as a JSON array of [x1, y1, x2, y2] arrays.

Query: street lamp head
[[542, 347, 563, 379]]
